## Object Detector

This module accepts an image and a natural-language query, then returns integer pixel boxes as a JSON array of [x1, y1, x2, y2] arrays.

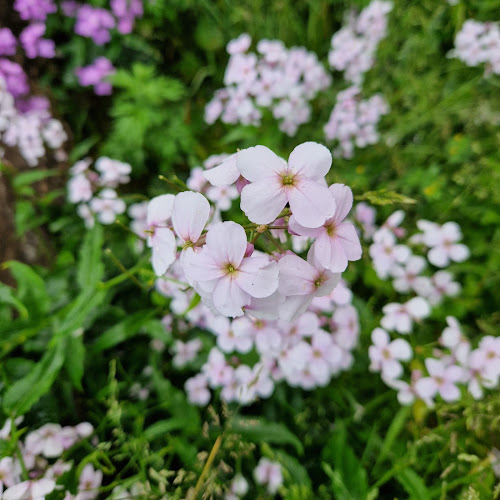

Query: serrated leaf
[[229, 417, 304, 455], [77, 224, 104, 291], [3, 339, 66, 416], [355, 189, 416, 206]]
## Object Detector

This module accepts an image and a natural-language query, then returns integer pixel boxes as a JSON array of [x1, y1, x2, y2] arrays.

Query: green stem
[[265, 231, 285, 253], [104, 249, 147, 290]]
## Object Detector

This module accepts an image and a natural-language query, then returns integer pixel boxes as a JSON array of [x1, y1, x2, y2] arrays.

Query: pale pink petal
[[335, 222, 362, 260], [428, 247, 449, 267], [203, 154, 239, 186], [288, 216, 323, 238], [212, 276, 250, 317], [425, 358, 444, 377], [287, 142, 332, 180], [247, 291, 284, 320], [235, 258, 279, 298], [382, 359, 403, 379], [442, 221, 461, 241], [313, 233, 345, 272], [147, 194, 175, 226], [206, 221, 247, 268], [449, 244, 469, 262], [236, 145, 284, 182], [439, 383, 460, 402], [279, 294, 314, 322], [415, 377, 438, 399], [151, 228, 176, 276], [371, 327, 389, 346], [329, 183, 353, 223], [407, 297, 431, 319], [277, 254, 315, 296], [446, 365, 465, 382], [288, 179, 336, 228], [182, 247, 225, 281], [240, 178, 287, 224], [315, 270, 341, 296], [172, 191, 210, 243], [389, 339, 413, 361]]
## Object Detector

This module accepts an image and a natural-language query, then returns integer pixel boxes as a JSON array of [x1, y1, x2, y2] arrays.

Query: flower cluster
[[356, 206, 495, 407], [0, 418, 102, 500], [450, 19, 500, 76], [328, 0, 393, 84], [0, 77, 67, 166], [205, 35, 331, 136], [75, 57, 116, 96], [67, 156, 131, 227], [144, 142, 362, 406], [324, 85, 389, 158]]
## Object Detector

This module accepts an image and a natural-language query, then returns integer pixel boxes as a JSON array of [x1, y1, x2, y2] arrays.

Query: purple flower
[[14, 0, 57, 22], [0, 28, 17, 56], [75, 5, 115, 45], [20, 23, 56, 59], [61, 0, 81, 17], [110, 0, 143, 34], [0, 59, 29, 97], [75, 57, 115, 95]]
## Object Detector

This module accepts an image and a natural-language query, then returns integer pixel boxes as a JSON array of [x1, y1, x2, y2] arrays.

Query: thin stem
[[104, 249, 147, 290], [189, 435, 223, 500], [264, 231, 285, 253], [158, 175, 185, 193], [267, 225, 287, 230]]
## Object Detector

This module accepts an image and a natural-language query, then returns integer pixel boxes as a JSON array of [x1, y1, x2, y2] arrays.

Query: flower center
[[280, 172, 296, 187], [225, 263, 238, 275], [325, 221, 336, 237], [314, 274, 327, 289]]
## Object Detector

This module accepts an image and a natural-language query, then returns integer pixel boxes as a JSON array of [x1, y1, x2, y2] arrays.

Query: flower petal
[[277, 254, 315, 296], [212, 275, 250, 317], [389, 338, 413, 361], [182, 247, 225, 281], [240, 178, 287, 224], [288, 216, 323, 238], [287, 142, 332, 180], [147, 194, 175, 226], [236, 145, 284, 182], [288, 179, 336, 228], [206, 221, 247, 268], [151, 228, 176, 276], [172, 191, 210, 243], [329, 183, 353, 223], [203, 154, 240, 186], [235, 257, 279, 298]]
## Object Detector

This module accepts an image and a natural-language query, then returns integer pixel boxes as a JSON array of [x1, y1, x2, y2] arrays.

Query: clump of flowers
[[75, 57, 116, 96], [450, 19, 500, 76], [67, 156, 131, 227], [328, 0, 393, 84], [0, 418, 101, 499], [143, 142, 363, 406], [324, 85, 389, 158], [0, 77, 67, 166], [205, 35, 331, 136], [355, 206, 496, 407]]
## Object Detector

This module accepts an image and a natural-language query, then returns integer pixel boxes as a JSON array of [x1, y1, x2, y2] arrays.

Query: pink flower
[[277, 249, 341, 321], [369, 328, 413, 379], [24, 423, 65, 458], [3, 478, 55, 500], [415, 358, 464, 403], [76, 464, 102, 500], [207, 316, 254, 353], [89, 188, 126, 225], [237, 142, 336, 228], [369, 228, 411, 279], [146, 194, 176, 276], [391, 255, 427, 293], [289, 183, 362, 272], [380, 297, 431, 334], [227, 33, 251, 54], [254, 458, 283, 494], [172, 339, 202, 367], [182, 221, 279, 317], [422, 221, 470, 267], [185, 374, 211, 406]]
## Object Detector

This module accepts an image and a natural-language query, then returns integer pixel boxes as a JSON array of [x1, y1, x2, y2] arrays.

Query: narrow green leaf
[[65, 334, 85, 391], [5, 261, 50, 316], [12, 169, 60, 190], [77, 224, 104, 291], [229, 417, 304, 455], [395, 468, 430, 500], [375, 406, 411, 468], [144, 418, 187, 441], [3, 340, 66, 416]]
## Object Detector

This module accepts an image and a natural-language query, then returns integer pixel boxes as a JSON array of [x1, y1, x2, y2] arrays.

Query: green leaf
[[275, 450, 311, 488], [12, 169, 60, 191], [0, 285, 28, 319], [395, 468, 430, 500], [355, 189, 417, 206], [3, 339, 66, 416], [65, 334, 85, 391], [375, 406, 411, 468], [322, 422, 368, 500], [229, 417, 304, 455], [144, 418, 187, 441], [91, 310, 155, 352], [77, 224, 104, 291], [5, 261, 50, 317]]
